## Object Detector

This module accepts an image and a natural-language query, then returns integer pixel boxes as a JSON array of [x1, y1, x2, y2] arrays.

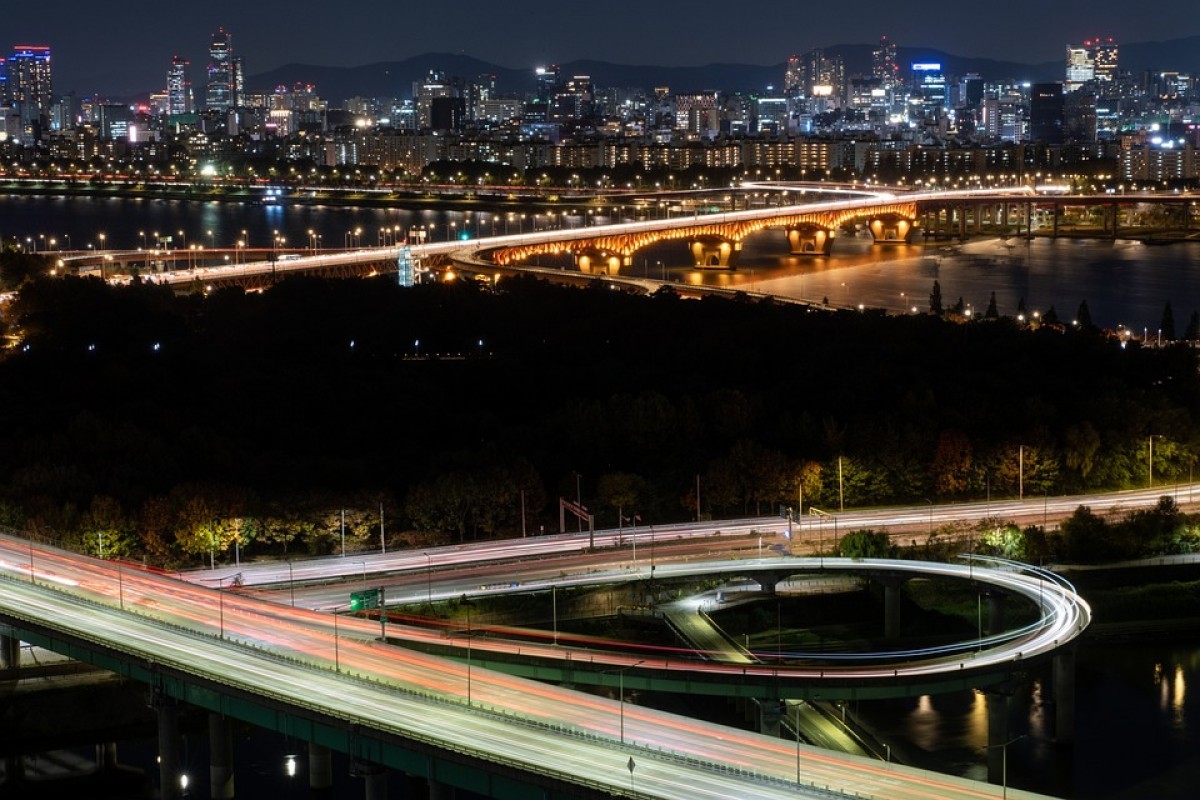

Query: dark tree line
[[2, 272, 1199, 566]]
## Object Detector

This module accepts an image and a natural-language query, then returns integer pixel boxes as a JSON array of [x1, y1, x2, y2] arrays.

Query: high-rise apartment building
[[784, 56, 803, 96], [206, 28, 235, 111], [8, 45, 52, 141], [167, 56, 193, 117], [415, 69, 458, 129], [802, 49, 845, 98]]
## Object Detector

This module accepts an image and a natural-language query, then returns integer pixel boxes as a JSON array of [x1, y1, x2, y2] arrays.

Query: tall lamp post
[[602, 662, 645, 744], [1149, 434, 1159, 489], [423, 552, 432, 608], [988, 735, 1027, 799]]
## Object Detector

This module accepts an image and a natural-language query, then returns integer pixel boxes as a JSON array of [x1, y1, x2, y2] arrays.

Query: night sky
[[4, 0, 1200, 96]]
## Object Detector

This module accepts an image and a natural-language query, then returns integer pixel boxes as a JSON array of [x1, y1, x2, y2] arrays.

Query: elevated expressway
[[0, 531, 1078, 799]]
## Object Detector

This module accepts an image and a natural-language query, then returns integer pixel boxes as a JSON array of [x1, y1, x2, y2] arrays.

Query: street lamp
[[602, 662, 645, 743], [214, 574, 234, 639], [1149, 434, 1160, 489], [423, 552, 432, 607], [988, 735, 1027, 799]]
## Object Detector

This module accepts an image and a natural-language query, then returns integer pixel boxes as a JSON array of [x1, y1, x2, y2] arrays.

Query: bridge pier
[[308, 742, 333, 796], [98, 741, 119, 773], [785, 226, 833, 256], [868, 216, 914, 245], [0, 633, 19, 669], [877, 577, 908, 640], [1054, 647, 1077, 743], [753, 698, 784, 737], [428, 778, 456, 800], [154, 694, 182, 800], [987, 592, 1007, 637], [208, 714, 235, 800], [985, 689, 1011, 785], [3, 754, 24, 786], [688, 237, 740, 268], [354, 760, 388, 800]]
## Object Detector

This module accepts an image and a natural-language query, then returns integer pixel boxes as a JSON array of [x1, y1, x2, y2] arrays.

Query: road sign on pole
[[349, 588, 380, 611]]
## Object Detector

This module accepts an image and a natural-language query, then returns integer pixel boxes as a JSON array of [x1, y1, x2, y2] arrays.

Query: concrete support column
[[428, 779, 455, 800], [404, 773, 427, 799], [1110, 203, 1119, 240], [754, 698, 783, 737], [985, 691, 1010, 785], [156, 698, 182, 800], [308, 742, 333, 795], [208, 714, 234, 800], [3, 755, 24, 786], [883, 582, 903, 640], [0, 634, 20, 669], [1055, 648, 1077, 744], [987, 593, 1007, 637], [355, 762, 387, 800], [97, 742, 119, 773]]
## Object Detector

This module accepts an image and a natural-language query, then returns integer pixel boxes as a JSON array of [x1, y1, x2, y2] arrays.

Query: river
[[4, 193, 1200, 332]]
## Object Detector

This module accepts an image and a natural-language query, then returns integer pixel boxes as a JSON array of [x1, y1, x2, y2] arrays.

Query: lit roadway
[[0, 534, 1059, 799], [199, 483, 1196, 599], [101, 186, 1035, 290]]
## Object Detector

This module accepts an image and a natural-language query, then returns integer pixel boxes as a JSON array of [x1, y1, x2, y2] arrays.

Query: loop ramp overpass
[[0, 531, 1079, 800]]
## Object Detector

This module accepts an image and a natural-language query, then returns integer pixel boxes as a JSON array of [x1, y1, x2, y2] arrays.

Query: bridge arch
[[485, 201, 920, 271]]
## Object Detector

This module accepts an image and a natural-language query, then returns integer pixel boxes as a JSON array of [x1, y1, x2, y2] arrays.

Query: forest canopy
[[1, 272, 1197, 566]]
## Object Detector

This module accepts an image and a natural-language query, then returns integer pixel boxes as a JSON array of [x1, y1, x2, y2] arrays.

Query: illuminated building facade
[[1066, 38, 1118, 92], [9, 45, 52, 141], [206, 28, 235, 111], [167, 56, 193, 117], [872, 35, 898, 89]]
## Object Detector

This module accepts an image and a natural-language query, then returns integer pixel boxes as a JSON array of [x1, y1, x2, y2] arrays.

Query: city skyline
[[3, 0, 1200, 96]]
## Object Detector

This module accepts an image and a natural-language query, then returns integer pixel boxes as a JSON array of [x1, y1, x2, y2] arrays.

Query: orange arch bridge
[[489, 202, 918, 272]]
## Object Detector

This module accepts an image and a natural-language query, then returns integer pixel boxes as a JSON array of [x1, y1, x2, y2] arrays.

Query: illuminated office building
[[167, 56, 193, 116], [1066, 38, 1118, 92], [206, 28, 236, 111], [8, 45, 52, 141]]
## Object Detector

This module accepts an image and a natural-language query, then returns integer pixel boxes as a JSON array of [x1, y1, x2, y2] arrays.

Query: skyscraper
[[784, 55, 803, 96], [1066, 38, 1118, 92], [167, 56, 193, 117], [206, 28, 235, 111], [872, 35, 898, 89], [802, 49, 845, 98], [8, 45, 52, 141], [1029, 82, 1065, 144], [1090, 38, 1119, 82]]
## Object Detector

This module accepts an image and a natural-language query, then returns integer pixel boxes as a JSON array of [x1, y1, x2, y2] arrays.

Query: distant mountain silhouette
[[241, 36, 1200, 105]]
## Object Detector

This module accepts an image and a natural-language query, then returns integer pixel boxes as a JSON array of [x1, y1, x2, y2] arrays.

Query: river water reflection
[[855, 636, 1200, 798], [4, 193, 1200, 332]]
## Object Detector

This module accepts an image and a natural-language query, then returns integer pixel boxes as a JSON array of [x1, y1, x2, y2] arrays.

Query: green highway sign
[[350, 588, 380, 611]]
